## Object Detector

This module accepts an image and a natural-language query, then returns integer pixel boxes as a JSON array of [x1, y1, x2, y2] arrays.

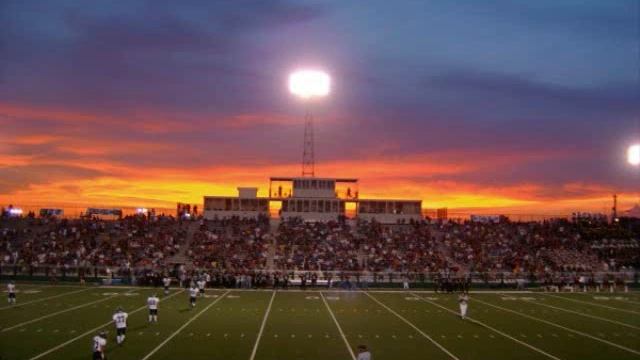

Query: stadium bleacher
[[1, 211, 638, 288]]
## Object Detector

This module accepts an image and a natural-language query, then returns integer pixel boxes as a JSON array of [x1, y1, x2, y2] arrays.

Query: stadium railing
[[1, 264, 637, 289]]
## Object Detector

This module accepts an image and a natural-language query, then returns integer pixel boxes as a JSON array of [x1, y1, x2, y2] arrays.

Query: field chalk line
[[320, 292, 356, 360], [3, 289, 130, 332], [515, 295, 640, 330], [365, 291, 460, 360], [541, 293, 640, 315], [249, 291, 277, 360], [141, 290, 230, 360], [473, 297, 640, 356], [0, 287, 93, 310], [29, 289, 185, 360], [410, 292, 562, 360]]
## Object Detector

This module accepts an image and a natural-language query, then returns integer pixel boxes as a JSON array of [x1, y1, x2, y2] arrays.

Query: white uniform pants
[[460, 303, 468, 317]]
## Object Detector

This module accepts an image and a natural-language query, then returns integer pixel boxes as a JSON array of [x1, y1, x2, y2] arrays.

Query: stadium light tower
[[289, 69, 331, 177]]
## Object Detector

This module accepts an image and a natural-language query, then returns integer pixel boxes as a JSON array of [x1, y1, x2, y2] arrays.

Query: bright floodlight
[[628, 144, 640, 166], [8, 208, 23, 217], [289, 70, 330, 99]]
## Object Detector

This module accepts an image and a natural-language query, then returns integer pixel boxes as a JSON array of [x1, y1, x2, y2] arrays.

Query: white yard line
[[91, 286, 535, 294], [473, 298, 640, 356], [140, 290, 230, 360], [3, 290, 127, 332], [29, 289, 185, 360], [14, 284, 92, 289], [0, 287, 93, 310], [320, 292, 356, 360], [409, 292, 562, 360], [249, 291, 277, 360], [613, 298, 640, 306], [521, 297, 640, 330], [576, 291, 640, 305], [17, 285, 537, 294], [364, 292, 460, 360], [541, 294, 640, 315]]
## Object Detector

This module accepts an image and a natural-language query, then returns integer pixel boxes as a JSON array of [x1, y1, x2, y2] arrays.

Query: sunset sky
[[1, 0, 639, 216]]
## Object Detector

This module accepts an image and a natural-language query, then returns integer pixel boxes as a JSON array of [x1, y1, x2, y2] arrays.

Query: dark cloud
[[468, 0, 639, 40], [0, 0, 329, 112], [429, 70, 638, 118]]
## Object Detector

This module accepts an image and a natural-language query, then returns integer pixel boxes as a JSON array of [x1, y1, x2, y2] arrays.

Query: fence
[[2, 203, 575, 223], [0, 204, 176, 219], [1, 264, 637, 288]]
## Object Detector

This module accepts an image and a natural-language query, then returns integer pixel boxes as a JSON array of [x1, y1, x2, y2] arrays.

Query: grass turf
[[1, 285, 639, 360]]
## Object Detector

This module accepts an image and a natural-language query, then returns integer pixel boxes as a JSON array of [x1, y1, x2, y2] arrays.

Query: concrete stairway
[[264, 219, 280, 270], [167, 221, 199, 265], [265, 234, 277, 270]]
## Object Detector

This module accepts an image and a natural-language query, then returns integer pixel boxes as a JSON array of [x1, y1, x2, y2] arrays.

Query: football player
[[92, 331, 107, 360], [112, 307, 128, 345], [147, 293, 160, 323], [197, 278, 206, 297], [162, 276, 171, 295], [458, 293, 469, 320], [357, 345, 371, 360], [7, 281, 16, 305], [189, 285, 199, 308]]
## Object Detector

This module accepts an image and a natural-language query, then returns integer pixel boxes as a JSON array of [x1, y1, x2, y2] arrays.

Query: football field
[[1, 284, 639, 360]]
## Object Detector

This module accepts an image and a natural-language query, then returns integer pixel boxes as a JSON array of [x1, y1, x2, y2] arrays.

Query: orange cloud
[[0, 102, 195, 135], [12, 134, 65, 145], [0, 102, 632, 218], [0, 154, 34, 167], [0, 102, 308, 135], [1, 154, 632, 219], [219, 114, 299, 129]]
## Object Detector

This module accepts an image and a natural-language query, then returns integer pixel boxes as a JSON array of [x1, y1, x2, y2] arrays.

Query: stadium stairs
[[264, 219, 280, 270], [167, 221, 199, 266]]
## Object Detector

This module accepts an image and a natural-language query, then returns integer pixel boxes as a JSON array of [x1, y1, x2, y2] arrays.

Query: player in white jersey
[[147, 294, 160, 323], [112, 307, 128, 345], [357, 345, 372, 360], [162, 276, 171, 295], [189, 286, 199, 308], [197, 279, 206, 296], [92, 331, 107, 360], [7, 282, 16, 304], [458, 293, 469, 320]]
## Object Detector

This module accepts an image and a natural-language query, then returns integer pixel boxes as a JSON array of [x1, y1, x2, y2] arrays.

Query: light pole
[[288, 69, 331, 177]]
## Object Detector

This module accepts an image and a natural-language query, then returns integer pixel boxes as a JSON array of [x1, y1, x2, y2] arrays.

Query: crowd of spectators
[[272, 219, 625, 276], [437, 221, 602, 275], [188, 215, 270, 271], [269, 218, 640, 278], [0, 214, 187, 278], [1, 211, 639, 283], [274, 218, 360, 271]]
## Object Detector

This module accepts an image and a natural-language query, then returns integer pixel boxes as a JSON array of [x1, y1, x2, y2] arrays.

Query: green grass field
[[1, 284, 639, 360]]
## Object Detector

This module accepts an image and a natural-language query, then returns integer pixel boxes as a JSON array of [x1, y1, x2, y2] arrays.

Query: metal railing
[[2, 203, 577, 222], [2, 263, 637, 288]]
